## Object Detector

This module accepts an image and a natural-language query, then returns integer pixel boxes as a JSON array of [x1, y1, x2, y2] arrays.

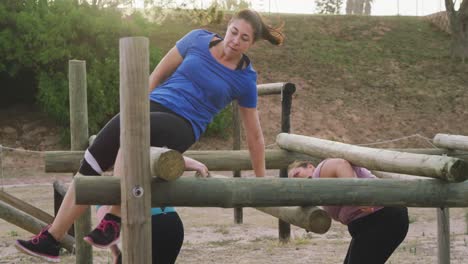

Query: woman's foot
[[15, 225, 61, 263], [83, 213, 121, 248]]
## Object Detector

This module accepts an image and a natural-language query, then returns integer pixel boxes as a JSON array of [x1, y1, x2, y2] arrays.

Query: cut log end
[[307, 209, 332, 234], [448, 159, 468, 182], [152, 149, 184, 181]]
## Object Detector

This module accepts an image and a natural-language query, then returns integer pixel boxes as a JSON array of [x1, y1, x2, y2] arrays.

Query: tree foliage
[[0, 0, 160, 135], [0, 0, 233, 140], [315, 0, 343, 15]]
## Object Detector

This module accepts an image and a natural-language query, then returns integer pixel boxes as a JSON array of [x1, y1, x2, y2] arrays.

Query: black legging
[[152, 212, 184, 264], [79, 101, 195, 175], [344, 207, 409, 264]]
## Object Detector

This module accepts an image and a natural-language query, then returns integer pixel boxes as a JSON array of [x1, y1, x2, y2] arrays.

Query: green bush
[[0, 0, 231, 140], [205, 105, 233, 138], [0, 0, 162, 139]]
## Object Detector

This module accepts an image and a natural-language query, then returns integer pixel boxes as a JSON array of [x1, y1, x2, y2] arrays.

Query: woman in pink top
[[288, 158, 409, 264]]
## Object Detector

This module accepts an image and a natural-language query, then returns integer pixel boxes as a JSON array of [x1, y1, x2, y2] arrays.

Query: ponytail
[[231, 9, 285, 46]]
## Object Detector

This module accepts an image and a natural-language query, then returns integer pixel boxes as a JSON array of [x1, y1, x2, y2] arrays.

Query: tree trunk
[[446, 0, 468, 60], [353, 0, 364, 15], [364, 0, 372, 15], [346, 0, 354, 14]]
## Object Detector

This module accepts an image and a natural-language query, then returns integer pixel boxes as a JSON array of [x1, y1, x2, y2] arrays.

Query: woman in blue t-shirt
[[16, 9, 284, 263]]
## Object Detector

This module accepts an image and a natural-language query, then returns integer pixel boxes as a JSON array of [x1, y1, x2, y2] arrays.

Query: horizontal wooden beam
[[276, 133, 468, 182], [45, 149, 316, 173], [433, 133, 468, 152], [0, 201, 75, 253], [45, 147, 184, 181], [74, 176, 468, 207], [372, 171, 429, 180], [257, 82, 295, 96], [0, 190, 54, 224]]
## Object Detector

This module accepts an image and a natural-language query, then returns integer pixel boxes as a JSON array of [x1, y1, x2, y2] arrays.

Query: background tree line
[[0, 0, 241, 140]]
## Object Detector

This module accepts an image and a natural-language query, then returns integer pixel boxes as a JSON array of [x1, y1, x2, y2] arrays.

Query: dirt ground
[[0, 105, 467, 263]]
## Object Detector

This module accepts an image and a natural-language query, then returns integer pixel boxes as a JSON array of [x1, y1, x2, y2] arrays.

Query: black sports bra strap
[[209, 39, 223, 48], [209, 39, 248, 70]]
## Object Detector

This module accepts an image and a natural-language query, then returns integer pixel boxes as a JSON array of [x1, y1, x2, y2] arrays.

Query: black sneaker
[[15, 225, 61, 263], [84, 213, 121, 248]]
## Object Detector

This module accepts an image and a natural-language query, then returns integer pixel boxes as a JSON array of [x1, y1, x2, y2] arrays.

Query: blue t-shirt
[[149, 29, 258, 140]]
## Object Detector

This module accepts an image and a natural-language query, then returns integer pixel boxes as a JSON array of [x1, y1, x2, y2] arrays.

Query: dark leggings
[[79, 101, 195, 175], [344, 207, 409, 264], [152, 212, 184, 264]]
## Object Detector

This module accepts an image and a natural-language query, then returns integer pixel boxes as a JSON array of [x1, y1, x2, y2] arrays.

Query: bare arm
[[148, 46, 183, 92], [183, 156, 209, 177], [319, 158, 357, 178], [239, 106, 266, 177]]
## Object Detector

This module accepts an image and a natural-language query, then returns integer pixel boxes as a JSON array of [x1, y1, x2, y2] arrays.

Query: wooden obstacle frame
[[3, 34, 466, 263], [46, 38, 302, 262]]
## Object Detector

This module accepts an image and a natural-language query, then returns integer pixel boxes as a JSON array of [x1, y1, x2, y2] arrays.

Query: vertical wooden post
[[119, 37, 151, 264], [437, 208, 451, 264], [68, 60, 92, 263], [232, 101, 243, 224], [278, 83, 295, 243]]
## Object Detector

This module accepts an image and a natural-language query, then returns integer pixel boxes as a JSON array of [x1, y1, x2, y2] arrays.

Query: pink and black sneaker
[[84, 213, 121, 248], [15, 225, 61, 263]]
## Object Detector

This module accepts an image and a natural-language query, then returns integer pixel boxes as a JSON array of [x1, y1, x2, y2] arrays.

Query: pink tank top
[[312, 160, 383, 225]]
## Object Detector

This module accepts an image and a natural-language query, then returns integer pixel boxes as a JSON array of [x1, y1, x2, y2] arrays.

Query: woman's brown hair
[[230, 9, 284, 45]]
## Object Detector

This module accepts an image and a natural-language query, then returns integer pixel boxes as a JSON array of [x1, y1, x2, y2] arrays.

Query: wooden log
[[119, 36, 152, 264], [150, 148, 184, 181], [276, 133, 468, 182], [279, 84, 295, 243], [433, 133, 468, 152], [0, 201, 75, 253], [53, 181, 68, 196], [53, 181, 74, 236], [231, 101, 243, 224], [437, 208, 450, 264], [74, 176, 468, 208], [210, 174, 330, 234], [255, 206, 331, 234], [0, 190, 54, 224], [69, 60, 89, 151], [45, 149, 316, 173], [45, 150, 83, 173], [69, 59, 92, 263], [372, 171, 429, 180], [44, 148, 184, 181], [257, 82, 285, 95]]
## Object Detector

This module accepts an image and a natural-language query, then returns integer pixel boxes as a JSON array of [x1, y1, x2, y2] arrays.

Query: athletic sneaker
[[15, 225, 61, 263], [84, 213, 121, 248]]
